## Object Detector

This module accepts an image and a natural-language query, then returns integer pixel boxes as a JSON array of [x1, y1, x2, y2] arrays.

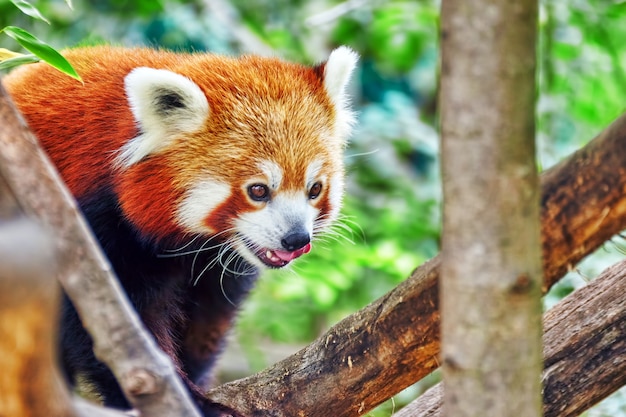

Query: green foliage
[[0, 26, 80, 79], [3, 0, 621, 347], [10, 0, 51, 24], [538, 0, 626, 165], [1, 0, 80, 80], [331, 2, 438, 74]]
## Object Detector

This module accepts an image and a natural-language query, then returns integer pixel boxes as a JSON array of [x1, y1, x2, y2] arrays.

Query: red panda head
[[116, 47, 358, 268]]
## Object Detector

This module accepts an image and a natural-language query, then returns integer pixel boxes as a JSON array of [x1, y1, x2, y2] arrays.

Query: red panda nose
[[281, 231, 311, 252]]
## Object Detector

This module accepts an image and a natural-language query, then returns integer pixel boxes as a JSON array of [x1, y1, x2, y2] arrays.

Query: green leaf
[[0, 26, 81, 81], [9, 0, 50, 24], [0, 54, 40, 71], [65, 0, 74, 10]]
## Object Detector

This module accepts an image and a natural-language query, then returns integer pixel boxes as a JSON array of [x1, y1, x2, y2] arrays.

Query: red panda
[[2, 45, 358, 417]]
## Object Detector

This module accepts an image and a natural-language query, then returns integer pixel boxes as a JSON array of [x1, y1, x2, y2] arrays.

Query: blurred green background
[[1, 0, 625, 415]]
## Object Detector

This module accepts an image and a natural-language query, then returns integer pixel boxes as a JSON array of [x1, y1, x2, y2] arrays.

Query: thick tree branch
[[0, 84, 201, 417], [540, 113, 626, 288], [394, 258, 626, 417], [213, 259, 441, 417], [210, 113, 626, 416], [542, 260, 626, 417]]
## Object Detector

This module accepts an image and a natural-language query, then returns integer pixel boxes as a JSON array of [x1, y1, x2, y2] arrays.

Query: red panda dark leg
[[180, 263, 258, 387]]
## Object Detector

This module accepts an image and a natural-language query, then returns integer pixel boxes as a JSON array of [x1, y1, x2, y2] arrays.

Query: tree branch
[[540, 112, 626, 288], [542, 259, 626, 417], [210, 112, 626, 416], [394, 258, 626, 417]]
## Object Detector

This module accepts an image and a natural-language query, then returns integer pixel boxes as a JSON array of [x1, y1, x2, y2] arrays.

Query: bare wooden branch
[[0, 84, 201, 417], [393, 384, 443, 417], [0, 218, 142, 417], [540, 112, 626, 289], [542, 260, 626, 417], [210, 111, 626, 416], [394, 259, 626, 417], [212, 258, 441, 417]]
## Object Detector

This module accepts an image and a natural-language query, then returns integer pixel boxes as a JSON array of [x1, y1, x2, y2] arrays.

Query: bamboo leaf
[[0, 54, 40, 71], [9, 0, 50, 24], [0, 27, 81, 81]]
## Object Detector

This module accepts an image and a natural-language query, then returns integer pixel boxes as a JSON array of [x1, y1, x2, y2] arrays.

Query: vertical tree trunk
[[439, 1, 542, 417]]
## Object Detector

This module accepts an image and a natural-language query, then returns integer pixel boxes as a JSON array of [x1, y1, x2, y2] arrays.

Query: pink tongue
[[274, 243, 312, 262]]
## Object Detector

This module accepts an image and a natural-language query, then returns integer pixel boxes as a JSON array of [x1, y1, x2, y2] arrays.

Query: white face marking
[[326, 171, 344, 227], [234, 190, 319, 268], [177, 179, 231, 234], [233, 158, 337, 268], [305, 159, 325, 189], [258, 160, 283, 190]]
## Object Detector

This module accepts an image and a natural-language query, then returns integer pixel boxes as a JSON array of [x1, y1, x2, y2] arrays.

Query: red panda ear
[[322, 46, 359, 105], [116, 67, 209, 167], [320, 46, 359, 139]]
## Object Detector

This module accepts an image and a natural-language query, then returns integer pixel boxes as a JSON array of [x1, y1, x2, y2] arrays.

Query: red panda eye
[[309, 182, 323, 199], [248, 184, 270, 202]]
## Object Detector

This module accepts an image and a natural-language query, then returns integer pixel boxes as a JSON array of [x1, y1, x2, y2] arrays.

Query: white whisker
[[345, 148, 380, 159], [161, 234, 201, 253]]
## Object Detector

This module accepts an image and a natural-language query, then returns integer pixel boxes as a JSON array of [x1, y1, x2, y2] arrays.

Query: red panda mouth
[[256, 243, 312, 268]]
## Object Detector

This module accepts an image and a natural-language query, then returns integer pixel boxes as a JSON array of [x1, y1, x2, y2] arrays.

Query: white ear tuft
[[323, 46, 359, 106], [117, 67, 209, 168], [322, 46, 359, 139]]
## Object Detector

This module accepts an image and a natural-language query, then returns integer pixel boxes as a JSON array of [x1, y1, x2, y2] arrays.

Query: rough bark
[[394, 259, 626, 417], [0, 84, 201, 417], [540, 119, 626, 290], [212, 259, 441, 417], [394, 384, 443, 417], [539, 113, 626, 283], [542, 260, 626, 417], [439, 1, 542, 416]]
